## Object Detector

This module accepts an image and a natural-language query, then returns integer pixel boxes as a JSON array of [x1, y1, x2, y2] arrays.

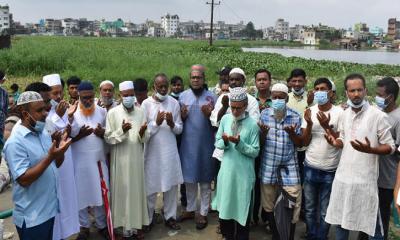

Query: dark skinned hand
[[122, 119, 132, 133]]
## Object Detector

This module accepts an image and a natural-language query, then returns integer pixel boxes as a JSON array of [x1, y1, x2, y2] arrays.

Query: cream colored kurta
[[104, 104, 150, 230], [141, 96, 183, 195], [325, 103, 395, 236]]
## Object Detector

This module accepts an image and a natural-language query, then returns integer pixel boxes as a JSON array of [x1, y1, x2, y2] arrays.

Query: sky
[[2, 0, 400, 29]]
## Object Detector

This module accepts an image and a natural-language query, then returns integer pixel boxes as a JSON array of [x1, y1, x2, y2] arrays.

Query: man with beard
[[70, 81, 109, 240], [325, 74, 395, 240], [42, 74, 81, 240], [97, 80, 118, 111], [178, 65, 217, 230], [211, 87, 260, 240], [259, 83, 303, 240], [67, 76, 81, 105], [141, 73, 183, 230], [105, 81, 149, 239]]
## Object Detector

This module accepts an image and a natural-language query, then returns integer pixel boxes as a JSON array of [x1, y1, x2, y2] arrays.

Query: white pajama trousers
[[147, 185, 178, 223], [185, 182, 211, 216]]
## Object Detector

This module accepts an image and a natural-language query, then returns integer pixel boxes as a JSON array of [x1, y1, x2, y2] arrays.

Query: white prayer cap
[[43, 74, 61, 87], [229, 87, 248, 102], [271, 83, 289, 94], [330, 80, 336, 92], [119, 81, 134, 91], [229, 68, 246, 80], [100, 80, 114, 88], [17, 91, 43, 106]]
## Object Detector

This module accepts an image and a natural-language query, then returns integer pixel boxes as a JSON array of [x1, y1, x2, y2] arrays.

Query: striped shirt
[[260, 107, 301, 185]]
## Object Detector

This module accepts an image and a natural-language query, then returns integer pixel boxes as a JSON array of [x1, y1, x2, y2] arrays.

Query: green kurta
[[211, 113, 260, 226]]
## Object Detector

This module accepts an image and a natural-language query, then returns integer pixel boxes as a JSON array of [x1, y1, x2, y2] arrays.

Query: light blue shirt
[[3, 124, 59, 228]]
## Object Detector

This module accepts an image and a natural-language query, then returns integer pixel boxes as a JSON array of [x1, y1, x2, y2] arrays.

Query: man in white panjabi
[[324, 74, 395, 240], [141, 73, 183, 231], [104, 81, 149, 239], [42, 74, 81, 240], [70, 81, 109, 240]]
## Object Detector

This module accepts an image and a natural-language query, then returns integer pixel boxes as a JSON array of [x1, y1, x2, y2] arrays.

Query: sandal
[[177, 211, 195, 222], [196, 215, 208, 230], [165, 217, 181, 230]]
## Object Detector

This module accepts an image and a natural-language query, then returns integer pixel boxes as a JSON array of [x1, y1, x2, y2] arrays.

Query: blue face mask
[[271, 99, 286, 111], [27, 112, 46, 133], [122, 96, 135, 108], [375, 96, 389, 110], [314, 91, 329, 105], [347, 98, 365, 109]]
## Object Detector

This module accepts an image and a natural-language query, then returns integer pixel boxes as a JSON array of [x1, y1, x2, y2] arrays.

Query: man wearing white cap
[[97, 80, 118, 111], [210, 67, 259, 128], [3, 91, 72, 240], [105, 81, 149, 239], [209, 68, 259, 220], [211, 87, 260, 240], [259, 83, 303, 240], [42, 73, 81, 240]]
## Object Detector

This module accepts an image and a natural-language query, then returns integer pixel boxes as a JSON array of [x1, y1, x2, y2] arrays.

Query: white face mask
[[155, 92, 168, 102], [122, 96, 135, 108]]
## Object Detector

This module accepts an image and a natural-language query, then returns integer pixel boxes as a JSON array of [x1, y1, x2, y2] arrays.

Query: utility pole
[[206, 0, 220, 46]]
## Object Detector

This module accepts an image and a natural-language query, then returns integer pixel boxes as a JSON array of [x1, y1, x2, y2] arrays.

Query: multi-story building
[[290, 25, 305, 42], [388, 18, 400, 40], [0, 5, 11, 34], [302, 28, 323, 45], [275, 18, 290, 40], [147, 26, 166, 37], [161, 14, 179, 37], [354, 22, 369, 33], [62, 18, 79, 35], [370, 26, 384, 37], [45, 18, 62, 34]]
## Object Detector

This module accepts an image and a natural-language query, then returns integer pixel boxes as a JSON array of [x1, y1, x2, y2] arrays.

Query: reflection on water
[[242, 47, 400, 65]]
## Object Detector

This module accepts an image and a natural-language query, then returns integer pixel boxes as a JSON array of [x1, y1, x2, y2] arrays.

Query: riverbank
[[0, 36, 399, 99]]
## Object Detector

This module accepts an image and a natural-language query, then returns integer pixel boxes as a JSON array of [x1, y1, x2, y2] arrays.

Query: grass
[[0, 36, 399, 101]]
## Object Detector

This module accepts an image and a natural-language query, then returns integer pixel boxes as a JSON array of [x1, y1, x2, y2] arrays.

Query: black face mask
[[190, 86, 204, 96]]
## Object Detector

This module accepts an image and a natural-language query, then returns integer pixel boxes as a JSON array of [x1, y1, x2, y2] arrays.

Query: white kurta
[[71, 106, 109, 210], [104, 105, 150, 230], [325, 103, 395, 236], [46, 107, 80, 240], [141, 96, 183, 195]]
